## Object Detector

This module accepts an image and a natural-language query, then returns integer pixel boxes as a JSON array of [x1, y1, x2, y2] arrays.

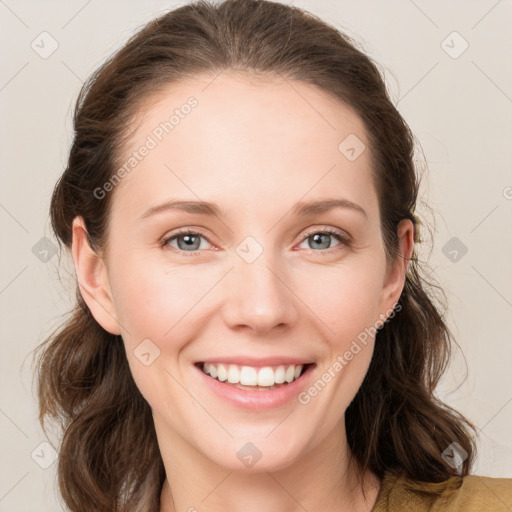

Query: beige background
[[1, 0, 511, 510]]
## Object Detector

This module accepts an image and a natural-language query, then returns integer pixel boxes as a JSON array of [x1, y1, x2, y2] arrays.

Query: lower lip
[[194, 363, 315, 411]]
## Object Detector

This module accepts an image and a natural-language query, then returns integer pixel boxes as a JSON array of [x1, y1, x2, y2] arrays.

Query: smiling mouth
[[194, 362, 315, 391]]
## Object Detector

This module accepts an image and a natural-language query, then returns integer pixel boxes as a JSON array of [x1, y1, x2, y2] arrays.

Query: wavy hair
[[34, 0, 476, 510]]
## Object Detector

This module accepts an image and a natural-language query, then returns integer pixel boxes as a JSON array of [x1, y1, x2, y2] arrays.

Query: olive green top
[[371, 472, 512, 511]]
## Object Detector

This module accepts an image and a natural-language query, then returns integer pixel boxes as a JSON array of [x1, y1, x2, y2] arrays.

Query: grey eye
[[299, 231, 342, 251], [176, 234, 202, 251], [164, 232, 209, 252]]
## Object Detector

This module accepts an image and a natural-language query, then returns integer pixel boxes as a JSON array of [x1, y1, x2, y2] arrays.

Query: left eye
[[298, 230, 345, 251]]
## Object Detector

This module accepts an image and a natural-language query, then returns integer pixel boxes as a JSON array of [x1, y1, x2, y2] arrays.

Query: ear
[[378, 218, 415, 319], [71, 216, 121, 335]]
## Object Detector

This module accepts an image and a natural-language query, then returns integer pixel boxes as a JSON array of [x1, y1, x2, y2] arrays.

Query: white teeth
[[257, 367, 275, 387], [217, 363, 228, 382], [201, 363, 305, 387], [274, 366, 285, 384], [240, 366, 258, 385], [227, 365, 239, 384]]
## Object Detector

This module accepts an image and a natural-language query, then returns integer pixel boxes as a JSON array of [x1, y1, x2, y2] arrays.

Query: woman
[[35, 0, 512, 510]]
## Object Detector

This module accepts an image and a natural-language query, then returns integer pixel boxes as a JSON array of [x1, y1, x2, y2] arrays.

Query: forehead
[[110, 71, 377, 221]]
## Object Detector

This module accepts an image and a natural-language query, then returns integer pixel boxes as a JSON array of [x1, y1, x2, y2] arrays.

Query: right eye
[[160, 229, 214, 254]]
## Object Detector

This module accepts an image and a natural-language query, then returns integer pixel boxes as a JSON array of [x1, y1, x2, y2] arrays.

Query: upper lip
[[196, 357, 315, 367]]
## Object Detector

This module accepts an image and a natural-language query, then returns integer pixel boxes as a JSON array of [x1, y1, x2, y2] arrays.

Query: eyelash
[[160, 227, 351, 257]]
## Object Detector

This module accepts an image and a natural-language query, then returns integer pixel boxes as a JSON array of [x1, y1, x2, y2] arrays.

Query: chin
[[200, 432, 311, 473]]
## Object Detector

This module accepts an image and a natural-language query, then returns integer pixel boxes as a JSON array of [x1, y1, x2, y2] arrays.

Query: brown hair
[[34, 0, 476, 510]]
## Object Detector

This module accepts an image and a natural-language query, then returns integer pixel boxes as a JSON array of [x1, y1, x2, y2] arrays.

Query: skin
[[72, 71, 414, 511]]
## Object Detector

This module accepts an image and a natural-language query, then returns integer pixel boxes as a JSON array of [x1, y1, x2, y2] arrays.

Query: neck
[[157, 416, 380, 512]]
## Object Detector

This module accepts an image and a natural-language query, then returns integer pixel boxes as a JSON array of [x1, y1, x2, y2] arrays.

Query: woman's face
[[74, 72, 412, 472]]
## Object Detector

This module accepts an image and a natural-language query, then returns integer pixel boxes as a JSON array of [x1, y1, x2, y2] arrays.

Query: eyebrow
[[292, 198, 367, 219], [139, 198, 368, 220], [140, 200, 228, 220]]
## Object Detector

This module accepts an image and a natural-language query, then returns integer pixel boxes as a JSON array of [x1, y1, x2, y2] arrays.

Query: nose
[[221, 250, 299, 335]]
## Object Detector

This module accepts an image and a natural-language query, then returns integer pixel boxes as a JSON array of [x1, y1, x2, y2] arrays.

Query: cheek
[[107, 253, 166, 337], [108, 253, 219, 346], [107, 256, 203, 402], [291, 262, 385, 428], [294, 258, 385, 346]]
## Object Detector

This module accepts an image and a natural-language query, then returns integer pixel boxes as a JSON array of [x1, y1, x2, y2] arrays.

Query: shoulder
[[442, 475, 512, 511], [372, 472, 512, 512]]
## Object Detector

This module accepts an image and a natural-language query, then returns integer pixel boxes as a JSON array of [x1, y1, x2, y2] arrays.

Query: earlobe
[[71, 216, 121, 335]]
